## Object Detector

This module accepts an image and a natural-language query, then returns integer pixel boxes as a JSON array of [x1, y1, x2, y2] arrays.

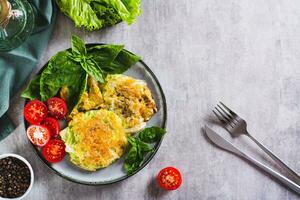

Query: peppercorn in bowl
[[0, 154, 34, 200]]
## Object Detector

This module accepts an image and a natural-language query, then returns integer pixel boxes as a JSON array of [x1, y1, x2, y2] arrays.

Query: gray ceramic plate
[[25, 44, 167, 185]]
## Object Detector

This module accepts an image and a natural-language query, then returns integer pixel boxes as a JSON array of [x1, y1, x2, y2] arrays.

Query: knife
[[204, 126, 300, 195]]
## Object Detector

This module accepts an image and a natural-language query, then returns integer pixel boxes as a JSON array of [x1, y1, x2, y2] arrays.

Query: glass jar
[[0, 0, 35, 51]]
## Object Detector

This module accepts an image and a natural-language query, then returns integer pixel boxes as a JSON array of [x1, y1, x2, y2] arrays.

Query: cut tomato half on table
[[23, 100, 48, 124], [42, 117, 60, 138], [42, 139, 66, 163], [157, 167, 182, 190], [26, 125, 51, 147], [47, 97, 68, 120]]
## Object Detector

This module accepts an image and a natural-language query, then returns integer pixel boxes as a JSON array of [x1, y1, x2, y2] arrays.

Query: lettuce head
[[56, 0, 141, 31]]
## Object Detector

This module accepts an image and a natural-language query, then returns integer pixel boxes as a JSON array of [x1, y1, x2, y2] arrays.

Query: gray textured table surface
[[1, 0, 300, 199]]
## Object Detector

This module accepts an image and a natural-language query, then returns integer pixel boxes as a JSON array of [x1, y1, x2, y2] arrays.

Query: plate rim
[[24, 43, 168, 185]]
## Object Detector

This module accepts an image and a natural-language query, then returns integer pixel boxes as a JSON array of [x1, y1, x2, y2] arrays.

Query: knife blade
[[204, 125, 300, 195]]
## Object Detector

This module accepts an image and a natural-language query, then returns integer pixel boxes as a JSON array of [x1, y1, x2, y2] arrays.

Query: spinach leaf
[[21, 75, 41, 100], [138, 127, 166, 143], [40, 51, 85, 101]]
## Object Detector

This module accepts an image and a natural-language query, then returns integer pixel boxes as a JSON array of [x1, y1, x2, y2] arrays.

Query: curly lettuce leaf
[[94, 0, 141, 24], [56, 0, 141, 31], [56, 0, 105, 31], [118, 0, 142, 24], [91, 2, 122, 27]]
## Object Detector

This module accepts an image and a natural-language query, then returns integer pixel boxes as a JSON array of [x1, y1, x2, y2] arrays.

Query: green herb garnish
[[124, 126, 166, 175], [138, 127, 166, 143], [21, 34, 140, 111]]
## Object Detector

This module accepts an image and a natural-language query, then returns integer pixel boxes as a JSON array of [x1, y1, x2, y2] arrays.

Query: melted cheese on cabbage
[[101, 74, 157, 133], [61, 109, 127, 171]]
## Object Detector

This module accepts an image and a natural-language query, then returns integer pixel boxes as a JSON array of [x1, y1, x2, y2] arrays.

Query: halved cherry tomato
[[46, 97, 68, 120], [42, 117, 60, 138], [23, 100, 48, 124], [157, 167, 182, 190], [42, 139, 66, 163], [26, 125, 51, 147]]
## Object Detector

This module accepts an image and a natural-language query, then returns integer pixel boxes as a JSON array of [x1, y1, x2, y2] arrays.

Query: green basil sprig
[[21, 34, 140, 112], [124, 127, 166, 175]]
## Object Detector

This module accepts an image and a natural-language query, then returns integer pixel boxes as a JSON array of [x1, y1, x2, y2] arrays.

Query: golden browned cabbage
[[101, 74, 157, 133], [61, 109, 127, 171]]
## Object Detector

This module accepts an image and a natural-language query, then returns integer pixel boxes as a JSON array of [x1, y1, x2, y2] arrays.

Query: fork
[[213, 102, 300, 184]]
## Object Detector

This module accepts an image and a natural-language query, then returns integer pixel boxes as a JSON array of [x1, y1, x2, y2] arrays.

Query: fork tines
[[213, 102, 237, 125]]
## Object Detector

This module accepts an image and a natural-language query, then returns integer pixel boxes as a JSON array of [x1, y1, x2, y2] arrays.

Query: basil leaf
[[21, 75, 41, 100], [22, 34, 140, 115], [87, 44, 124, 67], [40, 51, 85, 101], [102, 50, 140, 74], [124, 137, 141, 174], [86, 44, 140, 81], [136, 140, 153, 159], [71, 35, 87, 55], [79, 58, 105, 83], [138, 127, 166, 143], [124, 161, 140, 175], [124, 143, 138, 164], [63, 73, 88, 111], [123, 136, 153, 175]]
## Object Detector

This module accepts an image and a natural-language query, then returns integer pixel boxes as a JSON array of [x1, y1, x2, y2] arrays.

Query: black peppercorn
[[0, 157, 31, 198]]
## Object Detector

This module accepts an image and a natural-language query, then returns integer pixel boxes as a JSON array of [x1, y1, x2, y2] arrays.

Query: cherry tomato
[[42, 139, 66, 163], [157, 167, 182, 190], [26, 125, 51, 147], [23, 100, 48, 124], [46, 97, 68, 120], [42, 117, 60, 138]]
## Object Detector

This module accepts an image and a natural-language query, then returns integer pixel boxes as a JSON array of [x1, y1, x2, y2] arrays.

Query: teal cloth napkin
[[0, 0, 57, 141]]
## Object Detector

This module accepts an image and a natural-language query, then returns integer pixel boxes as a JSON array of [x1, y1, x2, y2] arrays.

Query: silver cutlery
[[213, 102, 300, 183], [205, 126, 300, 194]]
